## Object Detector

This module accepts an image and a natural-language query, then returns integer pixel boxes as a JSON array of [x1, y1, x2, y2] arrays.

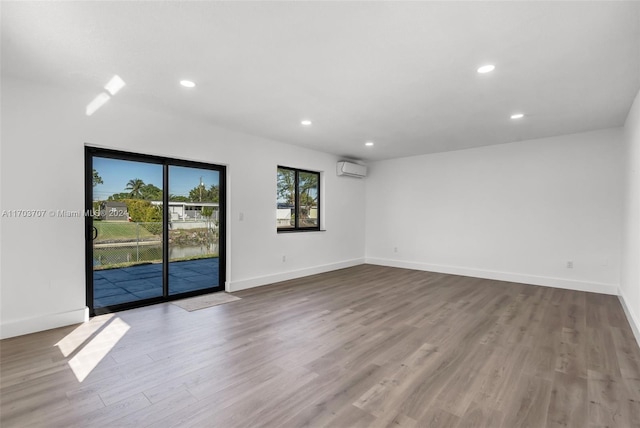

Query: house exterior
[[100, 201, 129, 221], [150, 201, 219, 222]]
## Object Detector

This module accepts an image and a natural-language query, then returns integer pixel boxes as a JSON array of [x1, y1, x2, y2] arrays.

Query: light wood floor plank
[[2, 264, 639, 427], [546, 372, 587, 428]]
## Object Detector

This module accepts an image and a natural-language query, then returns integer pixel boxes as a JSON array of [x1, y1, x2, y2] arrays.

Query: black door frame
[[85, 146, 227, 316]]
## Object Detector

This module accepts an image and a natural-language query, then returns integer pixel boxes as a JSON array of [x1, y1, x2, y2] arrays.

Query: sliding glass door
[[90, 156, 165, 309], [168, 165, 221, 295], [86, 147, 225, 315]]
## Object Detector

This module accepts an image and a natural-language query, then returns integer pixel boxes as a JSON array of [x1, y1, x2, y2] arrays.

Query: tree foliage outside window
[[125, 178, 146, 198], [92, 169, 103, 187], [277, 166, 320, 231], [188, 184, 219, 203]]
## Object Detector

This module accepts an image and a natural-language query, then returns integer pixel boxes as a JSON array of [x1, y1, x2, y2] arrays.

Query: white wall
[[365, 129, 624, 295], [620, 89, 640, 340], [0, 77, 366, 338]]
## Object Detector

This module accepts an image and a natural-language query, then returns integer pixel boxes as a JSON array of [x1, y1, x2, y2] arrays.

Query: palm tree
[[125, 178, 145, 199]]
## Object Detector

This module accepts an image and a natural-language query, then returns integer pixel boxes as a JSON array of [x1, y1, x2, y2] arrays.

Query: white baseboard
[[618, 290, 640, 348], [365, 258, 619, 296], [228, 258, 365, 292], [0, 307, 89, 340]]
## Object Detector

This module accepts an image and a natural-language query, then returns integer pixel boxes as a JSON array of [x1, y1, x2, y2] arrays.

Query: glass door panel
[[91, 156, 164, 309], [168, 165, 221, 295]]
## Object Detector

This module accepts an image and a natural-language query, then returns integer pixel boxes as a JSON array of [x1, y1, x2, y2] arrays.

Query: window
[[277, 166, 320, 231]]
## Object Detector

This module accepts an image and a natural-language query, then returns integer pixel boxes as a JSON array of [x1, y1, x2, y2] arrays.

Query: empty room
[[1, 1, 640, 427]]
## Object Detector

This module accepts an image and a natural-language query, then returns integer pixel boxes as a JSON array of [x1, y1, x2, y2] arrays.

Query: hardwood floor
[[2, 265, 640, 427]]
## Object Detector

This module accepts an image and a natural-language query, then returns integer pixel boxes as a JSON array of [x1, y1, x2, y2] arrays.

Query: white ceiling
[[2, 1, 639, 161]]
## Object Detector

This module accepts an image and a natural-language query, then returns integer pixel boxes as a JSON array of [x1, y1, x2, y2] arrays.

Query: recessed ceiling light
[[301, 120, 312, 126], [477, 64, 495, 74], [180, 80, 196, 88], [365, 141, 374, 147], [510, 113, 525, 119]]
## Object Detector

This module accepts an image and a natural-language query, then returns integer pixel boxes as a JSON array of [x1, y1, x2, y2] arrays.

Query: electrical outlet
[[282, 255, 286, 262], [393, 247, 398, 253], [566, 261, 573, 269]]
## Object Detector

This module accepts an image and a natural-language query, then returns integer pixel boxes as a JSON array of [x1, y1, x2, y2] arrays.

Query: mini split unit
[[336, 161, 367, 178]]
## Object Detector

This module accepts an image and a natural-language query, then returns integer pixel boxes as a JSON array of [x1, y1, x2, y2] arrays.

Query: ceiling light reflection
[[104, 75, 126, 96], [86, 75, 126, 116], [85, 92, 111, 116]]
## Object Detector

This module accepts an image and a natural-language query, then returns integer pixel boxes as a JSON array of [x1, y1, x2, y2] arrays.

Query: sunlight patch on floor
[[55, 314, 115, 357], [67, 317, 130, 382]]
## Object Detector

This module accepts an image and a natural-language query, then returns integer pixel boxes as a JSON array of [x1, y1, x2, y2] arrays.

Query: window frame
[[277, 166, 321, 233]]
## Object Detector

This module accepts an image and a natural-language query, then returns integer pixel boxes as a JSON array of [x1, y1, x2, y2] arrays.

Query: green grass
[[94, 221, 157, 242], [95, 261, 157, 271], [94, 254, 218, 270], [171, 254, 219, 263]]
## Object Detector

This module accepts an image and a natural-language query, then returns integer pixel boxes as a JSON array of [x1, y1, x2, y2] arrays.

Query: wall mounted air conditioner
[[337, 161, 367, 178]]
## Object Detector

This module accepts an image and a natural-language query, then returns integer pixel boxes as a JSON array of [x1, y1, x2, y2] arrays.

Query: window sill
[[277, 229, 326, 233]]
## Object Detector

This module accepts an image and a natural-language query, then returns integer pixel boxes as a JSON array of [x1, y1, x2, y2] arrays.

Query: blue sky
[[92, 157, 219, 201]]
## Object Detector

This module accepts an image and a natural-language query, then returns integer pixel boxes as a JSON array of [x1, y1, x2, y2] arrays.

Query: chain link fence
[[93, 221, 218, 270], [93, 221, 162, 269]]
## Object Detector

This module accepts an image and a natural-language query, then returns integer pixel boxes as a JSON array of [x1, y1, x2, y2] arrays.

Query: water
[[93, 243, 218, 267]]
